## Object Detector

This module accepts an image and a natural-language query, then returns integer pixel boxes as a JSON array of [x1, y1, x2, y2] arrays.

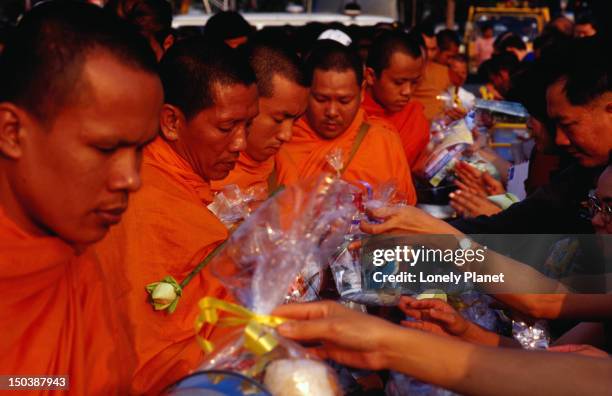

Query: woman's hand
[[360, 206, 462, 236], [399, 296, 470, 338], [273, 301, 402, 370], [454, 161, 505, 197], [450, 189, 503, 218]]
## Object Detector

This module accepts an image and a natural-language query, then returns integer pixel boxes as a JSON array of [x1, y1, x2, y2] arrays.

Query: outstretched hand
[[360, 206, 462, 236], [273, 301, 401, 370], [399, 296, 469, 338]]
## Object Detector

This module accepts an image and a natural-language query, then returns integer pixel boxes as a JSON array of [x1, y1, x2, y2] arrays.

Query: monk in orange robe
[[412, 61, 452, 121], [94, 38, 259, 394], [276, 40, 417, 204], [362, 31, 430, 168], [211, 40, 309, 195], [0, 3, 163, 394]]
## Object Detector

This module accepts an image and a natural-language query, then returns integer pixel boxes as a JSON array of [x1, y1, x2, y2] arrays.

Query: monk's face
[[366, 52, 424, 114], [307, 69, 361, 139], [181, 83, 258, 180], [246, 75, 308, 162], [0, 53, 163, 245]]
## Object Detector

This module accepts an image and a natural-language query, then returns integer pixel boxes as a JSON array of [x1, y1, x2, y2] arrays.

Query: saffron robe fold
[[0, 208, 134, 395], [362, 90, 430, 168], [211, 152, 275, 194], [275, 109, 417, 204], [412, 62, 452, 120], [94, 137, 231, 395]]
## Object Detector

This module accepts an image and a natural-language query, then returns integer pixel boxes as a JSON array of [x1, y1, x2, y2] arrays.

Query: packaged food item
[[189, 175, 359, 395], [329, 182, 406, 306], [512, 319, 550, 350], [416, 119, 474, 187], [208, 184, 268, 228]]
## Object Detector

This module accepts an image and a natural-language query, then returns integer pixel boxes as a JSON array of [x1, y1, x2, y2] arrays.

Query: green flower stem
[[180, 240, 228, 289]]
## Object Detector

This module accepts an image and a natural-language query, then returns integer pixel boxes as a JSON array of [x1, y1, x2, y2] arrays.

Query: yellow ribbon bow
[[195, 297, 286, 356]]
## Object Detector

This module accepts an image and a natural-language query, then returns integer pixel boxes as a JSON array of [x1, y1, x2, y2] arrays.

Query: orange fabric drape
[[362, 90, 430, 168], [275, 109, 416, 204], [0, 207, 134, 396], [210, 152, 274, 194], [94, 137, 231, 395], [412, 62, 452, 120]]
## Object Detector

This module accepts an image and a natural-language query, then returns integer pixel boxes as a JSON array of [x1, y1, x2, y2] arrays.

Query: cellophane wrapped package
[[194, 174, 360, 396], [207, 184, 268, 228], [415, 118, 474, 187], [329, 182, 407, 306]]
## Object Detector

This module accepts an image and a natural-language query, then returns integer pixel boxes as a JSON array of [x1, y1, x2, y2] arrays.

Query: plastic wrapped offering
[[194, 175, 358, 395], [208, 184, 267, 228]]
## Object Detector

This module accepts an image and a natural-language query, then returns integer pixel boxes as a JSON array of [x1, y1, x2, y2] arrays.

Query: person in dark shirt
[[452, 36, 611, 235]]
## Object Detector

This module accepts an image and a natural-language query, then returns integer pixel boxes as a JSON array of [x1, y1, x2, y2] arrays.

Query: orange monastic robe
[[412, 62, 452, 120], [210, 152, 274, 194], [94, 137, 231, 395], [276, 109, 417, 204], [0, 208, 134, 395], [362, 90, 430, 168]]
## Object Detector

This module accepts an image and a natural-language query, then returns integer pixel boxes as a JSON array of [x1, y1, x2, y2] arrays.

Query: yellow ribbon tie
[[195, 297, 286, 356]]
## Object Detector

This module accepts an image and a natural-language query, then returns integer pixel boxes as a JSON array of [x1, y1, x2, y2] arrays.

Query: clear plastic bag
[[416, 118, 474, 187], [473, 99, 529, 120], [207, 184, 268, 228], [512, 319, 550, 350], [329, 182, 406, 306], [193, 175, 359, 396]]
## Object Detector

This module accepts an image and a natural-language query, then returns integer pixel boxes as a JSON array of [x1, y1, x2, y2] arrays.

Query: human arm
[[398, 296, 519, 347], [274, 301, 612, 396]]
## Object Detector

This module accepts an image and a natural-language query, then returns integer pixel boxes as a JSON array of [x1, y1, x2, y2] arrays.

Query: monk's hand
[[360, 206, 461, 236], [273, 301, 400, 370], [449, 189, 502, 218], [399, 296, 469, 338]]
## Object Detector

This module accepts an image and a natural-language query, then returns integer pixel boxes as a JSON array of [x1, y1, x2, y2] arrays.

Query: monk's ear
[[159, 104, 185, 142], [0, 103, 25, 159], [364, 67, 377, 87]]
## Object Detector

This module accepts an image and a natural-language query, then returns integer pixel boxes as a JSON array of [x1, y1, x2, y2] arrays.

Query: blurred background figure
[[474, 22, 495, 67], [574, 11, 598, 38], [447, 54, 475, 110], [434, 28, 460, 66], [106, 0, 175, 61], [496, 32, 533, 62], [204, 10, 254, 48], [478, 52, 520, 100], [545, 15, 574, 36]]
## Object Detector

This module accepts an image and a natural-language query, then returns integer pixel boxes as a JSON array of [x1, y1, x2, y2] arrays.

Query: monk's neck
[[243, 148, 267, 164], [166, 140, 210, 183], [0, 172, 54, 239], [366, 86, 397, 115]]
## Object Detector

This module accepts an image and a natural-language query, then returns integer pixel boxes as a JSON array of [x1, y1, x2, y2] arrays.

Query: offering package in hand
[[193, 174, 359, 396], [330, 182, 407, 306]]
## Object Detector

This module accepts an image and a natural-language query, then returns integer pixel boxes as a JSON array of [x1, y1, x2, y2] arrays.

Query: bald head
[[248, 41, 309, 98]]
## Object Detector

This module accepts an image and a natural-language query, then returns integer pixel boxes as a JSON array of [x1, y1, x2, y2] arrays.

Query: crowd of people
[[0, 0, 610, 395]]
